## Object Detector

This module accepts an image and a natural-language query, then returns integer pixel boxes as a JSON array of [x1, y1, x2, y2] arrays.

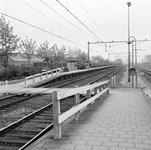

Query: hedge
[[0, 66, 42, 81]]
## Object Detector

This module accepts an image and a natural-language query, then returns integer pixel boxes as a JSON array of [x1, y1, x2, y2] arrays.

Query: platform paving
[[29, 87, 151, 150]]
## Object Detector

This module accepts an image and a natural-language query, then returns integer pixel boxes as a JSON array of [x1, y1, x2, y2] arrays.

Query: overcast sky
[[1, 0, 151, 62]]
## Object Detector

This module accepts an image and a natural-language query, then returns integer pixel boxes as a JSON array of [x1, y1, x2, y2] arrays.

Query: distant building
[[67, 59, 77, 71], [0, 54, 43, 67]]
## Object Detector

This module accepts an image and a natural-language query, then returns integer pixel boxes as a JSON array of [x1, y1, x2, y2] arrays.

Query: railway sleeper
[[19, 125, 48, 130], [33, 116, 53, 119], [0, 134, 32, 141], [12, 128, 42, 133], [0, 145, 20, 150], [16, 124, 46, 130], [22, 122, 50, 127], [5, 130, 38, 136], [4, 133, 34, 138], [28, 119, 53, 123], [0, 138, 28, 144], [37, 114, 53, 117]]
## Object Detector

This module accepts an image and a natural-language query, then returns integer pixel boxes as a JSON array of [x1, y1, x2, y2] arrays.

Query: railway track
[[137, 64, 151, 82], [37, 66, 120, 88], [0, 66, 119, 112], [0, 65, 123, 150], [0, 66, 120, 129], [137, 65, 151, 75], [0, 95, 37, 110], [0, 96, 76, 150]]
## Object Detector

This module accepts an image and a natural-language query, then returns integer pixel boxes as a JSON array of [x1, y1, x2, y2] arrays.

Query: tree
[[115, 58, 123, 65], [20, 37, 37, 65], [91, 55, 109, 67], [51, 43, 59, 68], [66, 46, 88, 69], [66, 46, 78, 59], [76, 48, 87, 69], [0, 15, 20, 67], [37, 40, 50, 62], [145, 55, 151, 62], [58, 45, 66, 68]]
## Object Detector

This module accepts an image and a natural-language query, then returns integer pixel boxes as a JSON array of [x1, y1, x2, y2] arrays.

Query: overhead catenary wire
[[21, 0, 87, 41], [140, 46, 151, 55], [78, 0, 109, 40], [111, 42, 126, 47], [40, 0, 96, 41], [0, 12, 88, 49], [55, 0, 103, 42]]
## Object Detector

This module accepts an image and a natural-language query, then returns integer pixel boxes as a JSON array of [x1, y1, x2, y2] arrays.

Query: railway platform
[[0, 68, 61, 95], [28, 72, 151, 150], [0, 68, 85, 95], [0, 66, 113, 95]]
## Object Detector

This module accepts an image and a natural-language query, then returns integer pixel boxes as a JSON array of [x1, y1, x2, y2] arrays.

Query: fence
[[2, 68, 62, 94], [52, 77, 115, 139], [24, 68, 62, 88]]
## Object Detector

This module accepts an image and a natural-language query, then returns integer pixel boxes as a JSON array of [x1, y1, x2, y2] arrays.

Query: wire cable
[[56, 0, 103, 42], [111, 42, 126, 47], [0, 12, 88, 49], [21, 0, 87, 41], [40, 0, 96, 40], [78, 0, 109, 40], [140, 47, 151, 55]]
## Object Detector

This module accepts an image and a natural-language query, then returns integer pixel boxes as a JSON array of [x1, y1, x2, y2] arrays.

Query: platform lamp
[[127, 2, 131, 82], [130, 36, 137, 88]]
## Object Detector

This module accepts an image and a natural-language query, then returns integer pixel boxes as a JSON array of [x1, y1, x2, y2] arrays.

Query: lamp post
[[129, 36, 137, 88], [127, 2, 131, 82]]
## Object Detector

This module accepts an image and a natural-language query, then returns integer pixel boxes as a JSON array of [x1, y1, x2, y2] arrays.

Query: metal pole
[[130, 36, 137, 88], [132, 41, 134, 68], [88, 41, 90, 69], [134, 38, 137, 88], [127, 2, 131, 82], [108, 53, 110, 62], [132, 41, 134, 88]]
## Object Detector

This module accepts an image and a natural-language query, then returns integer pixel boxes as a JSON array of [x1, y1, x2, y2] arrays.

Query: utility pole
[[88, 39, 150, 71], [87, 41, 90, 69]]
